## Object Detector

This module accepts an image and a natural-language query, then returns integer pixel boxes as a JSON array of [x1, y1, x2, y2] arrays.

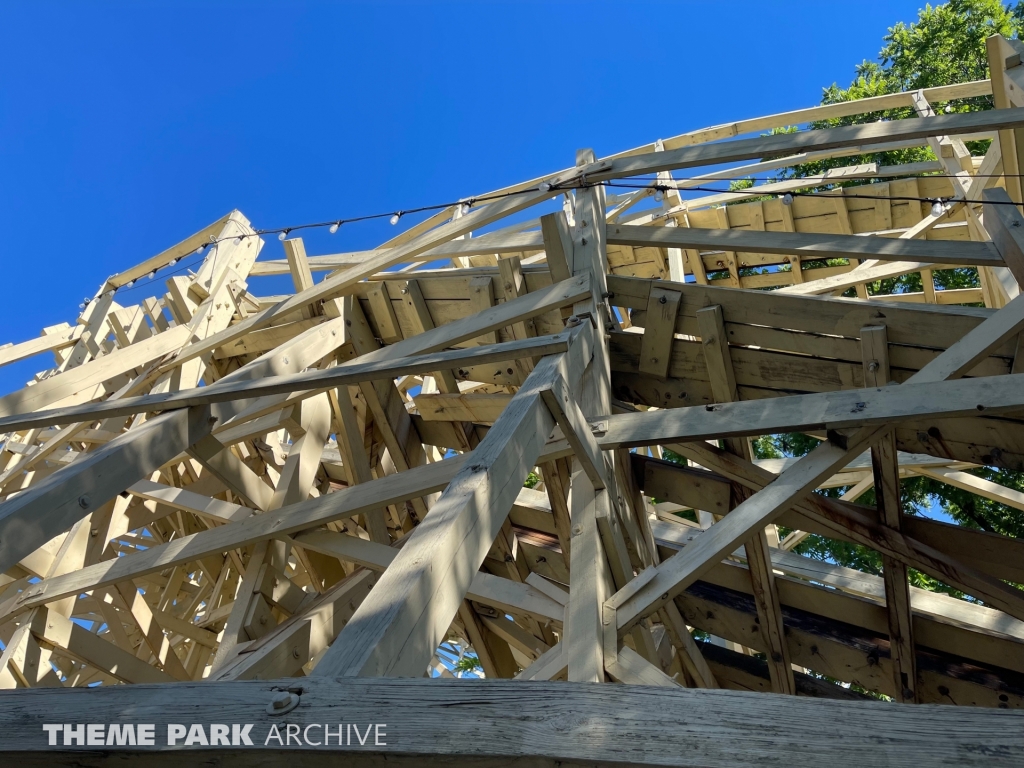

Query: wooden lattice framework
[[5, 33, 1024, 767]]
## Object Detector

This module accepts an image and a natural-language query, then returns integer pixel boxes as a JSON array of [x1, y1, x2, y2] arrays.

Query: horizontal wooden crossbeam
[[1, 678, 1020, 766], [607, 224, 1006, 267]]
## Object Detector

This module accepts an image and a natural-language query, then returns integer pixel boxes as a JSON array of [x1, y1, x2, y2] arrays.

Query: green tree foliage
[[764, 2, 1024, 296], [796, 0, 1024, 174], [452, 655, 483, 675]]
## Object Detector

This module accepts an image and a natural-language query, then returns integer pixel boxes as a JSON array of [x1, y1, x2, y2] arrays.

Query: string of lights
[[599, 180, 1021, 218], [211, 185, 547, 245], [85, 175, 1022, 309], [613, 172, 1024, 182], [95, 187, 545, 304]]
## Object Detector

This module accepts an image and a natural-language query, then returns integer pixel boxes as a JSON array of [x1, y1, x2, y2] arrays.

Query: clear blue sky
[[0, 0, 929, 394]]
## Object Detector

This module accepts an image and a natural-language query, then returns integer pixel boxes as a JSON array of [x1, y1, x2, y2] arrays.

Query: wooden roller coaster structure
[[4, 32, 1024, 768]]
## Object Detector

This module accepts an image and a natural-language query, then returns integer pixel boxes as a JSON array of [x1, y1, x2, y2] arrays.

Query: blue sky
[[0, 0, 930, 394]]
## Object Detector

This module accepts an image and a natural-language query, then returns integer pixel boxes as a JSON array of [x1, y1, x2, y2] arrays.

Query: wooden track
[[3, 33, 1024, 766]]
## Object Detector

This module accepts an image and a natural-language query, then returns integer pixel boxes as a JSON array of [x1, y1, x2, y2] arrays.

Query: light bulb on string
[[147, 271, 156, 280], [125, 280, 135, 288], [152, 182, 982, 267], [944, 104, 953, 113]]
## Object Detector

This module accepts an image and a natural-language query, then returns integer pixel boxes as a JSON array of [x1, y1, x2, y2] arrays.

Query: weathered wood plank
[[0, 678, 1021, 766], [608, 223, 1004, 267]]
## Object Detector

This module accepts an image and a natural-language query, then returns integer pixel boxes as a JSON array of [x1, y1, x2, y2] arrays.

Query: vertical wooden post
[[697, 304, 795, 695], [861, 325, 918, 703]]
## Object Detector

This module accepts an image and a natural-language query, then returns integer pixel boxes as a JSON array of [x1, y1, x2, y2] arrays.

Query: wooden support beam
[[329, 384, 388, 544], [779, 257, 945, 297], [606, 644, 682, 687], [0, 325, 190, 418], [988, 34, 1024, 211], [713, 206, 741, 285], [669, 567, 1019, 706], [282, 238, 315, 294], [28, 606, 174, 684], [599, 373, 1024, 451], [0, 622, 63, 688], [3, 677, 1021, 765], [269, 394, 331, 510], [291, 530, 565, 627], [212, 392, 334, 668], [873, 434, 919, 703], [697, 304, 794, 695], [862, 325, 917, 703], [984, 186, 1024, 286], [514, 640, 567, 681], [311, 341, 588, 678], [0, 406, 215, 574], [365, 282, 402, 344], [538, 459, 574, 569], [334, 295, 432, 520], [670, 440, 1024, 626], [459, 601, 518, 678], [466, 276, 498, 345], [588, 107, 1024, 183], [0, 455, 469, 622], [106, 211, 249, 289], [540, 376, 607, 490], [214, 569, 374, 681], [639, 286, 681, 380], [561, 156, 620, 683], [187, 434, 273, 511], [540, 212, 573, 283], [481, 613, 550, 663], [209, 539, 278, 671], [0, 332, 578, 434], [112, 582, 190, 681], [610, 289, 1024, 634], [567, 468, 612, 683], [0, 324, 81, 371], [659, 599, 718, 689], [399, 279, 462, 394], [127, 479, 252, 525]]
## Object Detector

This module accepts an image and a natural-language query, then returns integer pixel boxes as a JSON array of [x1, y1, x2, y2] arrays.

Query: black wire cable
[[92, 174, 1022, 307], [610, 172, 1024, 181], [599, 180, 1016, 208]]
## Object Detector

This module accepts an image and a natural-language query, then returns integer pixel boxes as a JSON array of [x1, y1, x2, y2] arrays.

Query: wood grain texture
[[0, 678, 1021, 766]]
